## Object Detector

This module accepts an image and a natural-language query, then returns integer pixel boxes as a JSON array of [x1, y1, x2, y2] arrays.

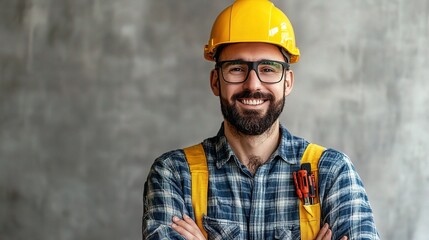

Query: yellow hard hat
[[204, 0, 300, 63]]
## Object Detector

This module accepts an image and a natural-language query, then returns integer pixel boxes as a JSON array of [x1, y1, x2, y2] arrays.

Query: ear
[[210, 69, 220, 96], [284, 70, 294, 96]]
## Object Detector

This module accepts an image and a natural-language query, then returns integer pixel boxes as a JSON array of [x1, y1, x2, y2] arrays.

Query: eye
[[230, 66, 245, 72], [259, 62, 282, 74], [260, 66, 276, 73], [223, 62, 247, 74]]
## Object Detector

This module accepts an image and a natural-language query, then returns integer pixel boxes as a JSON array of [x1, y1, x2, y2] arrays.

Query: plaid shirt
[[143, 124, 379, 239]]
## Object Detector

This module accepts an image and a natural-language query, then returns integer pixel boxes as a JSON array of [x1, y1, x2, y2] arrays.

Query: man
[[143, 0, 379, 239]]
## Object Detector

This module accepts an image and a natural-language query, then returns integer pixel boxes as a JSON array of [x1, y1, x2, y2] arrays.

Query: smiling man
[[213, 43, 292, 175], [143, 0, 379, 239]]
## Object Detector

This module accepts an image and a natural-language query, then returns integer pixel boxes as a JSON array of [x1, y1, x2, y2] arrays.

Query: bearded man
[[143, 1, 379, 239]]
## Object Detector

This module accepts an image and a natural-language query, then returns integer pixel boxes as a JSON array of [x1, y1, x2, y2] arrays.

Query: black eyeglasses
[[216, 59, 290, 84]]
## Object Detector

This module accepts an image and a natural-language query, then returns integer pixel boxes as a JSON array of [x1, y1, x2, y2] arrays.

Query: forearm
[[143, 154, 193, 239], [319, 150, 379, 239], [143, 182, 188, 239], [324, 193, 378, 239], [143, 219, 186, 240]]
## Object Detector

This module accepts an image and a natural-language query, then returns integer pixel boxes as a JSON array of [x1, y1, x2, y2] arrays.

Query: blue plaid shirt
[[143, 124, 379, 239]]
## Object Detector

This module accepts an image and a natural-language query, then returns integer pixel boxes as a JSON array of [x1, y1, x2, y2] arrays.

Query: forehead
[[218, 43, 284, 61]]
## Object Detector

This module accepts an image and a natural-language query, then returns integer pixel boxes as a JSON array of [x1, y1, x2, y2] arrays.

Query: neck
[[223, 120, 281, 174]]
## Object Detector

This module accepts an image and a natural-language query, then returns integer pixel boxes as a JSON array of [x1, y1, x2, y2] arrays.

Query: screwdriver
[[301, 163, 316, 204], [298, 169, 310, 205]]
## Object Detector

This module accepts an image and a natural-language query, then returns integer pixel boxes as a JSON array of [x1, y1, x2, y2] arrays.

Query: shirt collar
[[272, 125, 299, 165], [214, 123, 299, 169]]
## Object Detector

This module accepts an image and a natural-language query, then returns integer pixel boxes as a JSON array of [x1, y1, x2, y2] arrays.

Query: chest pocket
[[203, 216, 240, 240], [275, 226, 301, 240]]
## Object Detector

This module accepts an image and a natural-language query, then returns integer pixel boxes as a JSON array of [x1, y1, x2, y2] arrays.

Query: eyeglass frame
[[215, 59, 290, 84]]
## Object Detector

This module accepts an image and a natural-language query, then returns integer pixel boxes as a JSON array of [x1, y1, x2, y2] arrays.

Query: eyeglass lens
[[220, 60, 286, 83]]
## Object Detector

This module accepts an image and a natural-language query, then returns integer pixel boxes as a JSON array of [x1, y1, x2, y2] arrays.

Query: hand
[[171, 214, 206, 240], [315, 223, 348, 240]]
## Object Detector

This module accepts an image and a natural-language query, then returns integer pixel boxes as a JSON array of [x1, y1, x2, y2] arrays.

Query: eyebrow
[[219, 59, 284, 62]]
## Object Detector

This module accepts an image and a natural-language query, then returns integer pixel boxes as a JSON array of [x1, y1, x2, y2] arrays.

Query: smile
[[239, 98, 266, 106]]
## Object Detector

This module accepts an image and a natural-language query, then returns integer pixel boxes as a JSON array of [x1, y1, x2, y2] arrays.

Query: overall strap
[[183, 143, 209, 238], [299, 143, 325, 240]]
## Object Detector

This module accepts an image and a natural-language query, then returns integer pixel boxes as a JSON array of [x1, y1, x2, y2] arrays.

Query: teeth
[[242, 99, 264, 105]]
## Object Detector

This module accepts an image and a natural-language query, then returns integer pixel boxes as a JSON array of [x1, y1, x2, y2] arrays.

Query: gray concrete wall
[[0, 0, 428, 239]]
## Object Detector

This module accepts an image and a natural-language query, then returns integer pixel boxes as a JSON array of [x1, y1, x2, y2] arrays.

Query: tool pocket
[[300, 203, 321, 240]]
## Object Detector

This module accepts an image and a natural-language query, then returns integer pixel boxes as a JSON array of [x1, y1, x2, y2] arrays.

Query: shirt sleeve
[[318, 150, 380, 240], [142, 151, 192, 240]]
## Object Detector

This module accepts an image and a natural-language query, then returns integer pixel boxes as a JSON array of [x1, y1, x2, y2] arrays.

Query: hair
[[279, 48, 291, 64], [213, 44, 226, 62]]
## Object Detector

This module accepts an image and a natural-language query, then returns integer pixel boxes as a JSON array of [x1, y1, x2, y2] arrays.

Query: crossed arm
[[171, 214, 348, 240]]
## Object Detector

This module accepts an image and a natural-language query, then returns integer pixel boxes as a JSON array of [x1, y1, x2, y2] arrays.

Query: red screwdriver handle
[[298, 170, 309, 198], [293, 172, 303, 199]]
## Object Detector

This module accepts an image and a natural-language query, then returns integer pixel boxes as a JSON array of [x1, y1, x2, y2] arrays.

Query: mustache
[[231, 90, 274, 101]]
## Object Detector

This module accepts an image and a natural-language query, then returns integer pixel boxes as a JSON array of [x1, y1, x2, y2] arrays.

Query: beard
[[220, 90, 285, 136]]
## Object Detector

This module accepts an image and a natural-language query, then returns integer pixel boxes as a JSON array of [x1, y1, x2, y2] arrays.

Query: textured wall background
[[1, 0, 428, 239]]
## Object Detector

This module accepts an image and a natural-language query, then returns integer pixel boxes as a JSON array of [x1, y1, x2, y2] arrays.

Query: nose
[[242, 69, 262, 91]]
